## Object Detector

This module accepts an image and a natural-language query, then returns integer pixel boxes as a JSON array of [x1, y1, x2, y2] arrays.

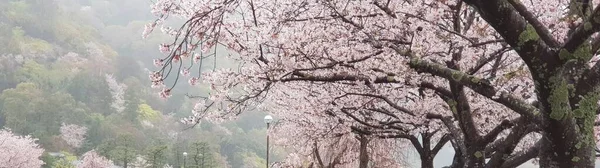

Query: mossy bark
[[535, 70, 597, 168]]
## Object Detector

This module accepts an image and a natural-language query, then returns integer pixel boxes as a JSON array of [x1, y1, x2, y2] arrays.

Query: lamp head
[[264, 115, 273, 124]]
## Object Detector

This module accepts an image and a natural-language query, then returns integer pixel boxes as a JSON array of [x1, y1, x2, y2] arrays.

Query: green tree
[[109, 134, 138, 168], [15, 59, 72, 91], [81, 113, 111, 151], [52, 152, 78, 168], [189, 141, 216, 168], [0, 82, 42, 134], [41, 151, 77, 168], [145, 144, 168, 168], [67, 72, 112, 115], [138, 103, 160, 123]]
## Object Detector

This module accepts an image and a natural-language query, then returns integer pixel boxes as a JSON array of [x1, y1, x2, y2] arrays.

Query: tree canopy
[[146, 0, 600, 167]]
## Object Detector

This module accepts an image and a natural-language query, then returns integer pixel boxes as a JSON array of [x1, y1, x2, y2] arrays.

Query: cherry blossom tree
[[60, 123, 88, 149], [130, 155, 150, 168], [271, 117, 408, 168], [258, 81, 446, 167], [105, 74, 127, 113], [0, 129, 44, 168], [78, 150, 115, 168], [145, 0, 600, 167]]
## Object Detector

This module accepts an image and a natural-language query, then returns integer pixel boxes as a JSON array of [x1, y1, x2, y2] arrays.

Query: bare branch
[[500, 140, 541, 168], [345, 93, 416, 116]]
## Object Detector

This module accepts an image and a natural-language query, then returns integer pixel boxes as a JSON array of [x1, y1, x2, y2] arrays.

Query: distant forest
[[0, 0, 282, 167]]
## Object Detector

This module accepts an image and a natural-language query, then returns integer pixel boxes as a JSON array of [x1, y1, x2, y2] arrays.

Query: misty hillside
[[0, 0, 283, 167]]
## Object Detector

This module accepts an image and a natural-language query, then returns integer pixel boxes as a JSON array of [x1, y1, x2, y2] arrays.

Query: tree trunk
[[449, 152, 465, 168], [420, 133, 434, 168], [449, 141, 465, 168], [358, 135, 369, 168], [535, 72, 596, 167], [465, 146, 486, 168], [420, 155, 434, 168]]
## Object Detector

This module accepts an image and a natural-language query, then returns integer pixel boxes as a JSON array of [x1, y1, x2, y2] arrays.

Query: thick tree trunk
[[465, 146, 486, 168], [420, 155, 434, 168], [535, 73, 596, 168], [538, 117, 595, 167]]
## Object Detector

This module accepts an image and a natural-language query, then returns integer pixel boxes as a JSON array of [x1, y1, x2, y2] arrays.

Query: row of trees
[[148, 0, 600, 167]]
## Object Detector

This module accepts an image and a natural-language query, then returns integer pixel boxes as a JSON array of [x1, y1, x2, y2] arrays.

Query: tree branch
[[482, 119, 514, 144], [352, 126, 425, 156], [467, 46, 510, 75], [408, 56, 541, 121], [591, 35, 600, 54], [313, 142, 325, 167], [432, 134, 451, 155], [372, 1, 397, 18], [486, 119, 536, 168], [283, 71, 399, 84], [563, 4, 600, 53], [463, 0, 556, 69], [345, 93, 416, 116], [292, 51, 384, 72], [419, 82, 453, 98], [500, 140, 541, 168], [506, 0, 560, 47], [446, 50, 482, 142], [426, 113, 468, 154]]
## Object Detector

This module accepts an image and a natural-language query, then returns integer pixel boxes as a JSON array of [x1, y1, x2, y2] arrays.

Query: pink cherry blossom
[[153, 59, 164, 67], [142, 22, 156, 39], [60, 123, 88, 149], [0, 129, 44, 168], [159, 88, 171, 99], [159, 44, 170, 53], [149, 71, 162, 82], [193, 53, 201, 63], [180, 68, 190, 76], [105, 74, 127, 113], [189, 77, 199, 86], [78, 150, 114, 168], [151, 80, 165, 89]]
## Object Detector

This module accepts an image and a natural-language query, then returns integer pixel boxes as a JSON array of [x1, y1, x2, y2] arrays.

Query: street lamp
[[183, 152, 188, 168], [264, 115, 273, 168]]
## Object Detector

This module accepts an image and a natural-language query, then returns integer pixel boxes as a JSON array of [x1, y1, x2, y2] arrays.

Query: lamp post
[[183, 152, 188, 168], [199, 153, 204, 168], [264, 115, 273, 168]]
